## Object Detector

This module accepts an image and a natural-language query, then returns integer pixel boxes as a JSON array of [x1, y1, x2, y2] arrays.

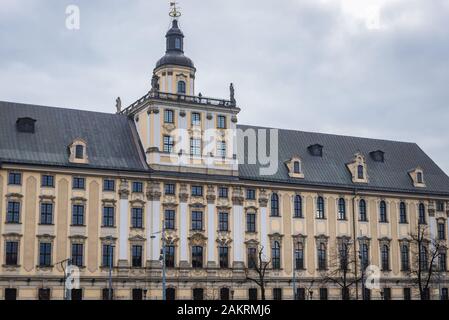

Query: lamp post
[[151, 220, 166, 301], [292, 247, 299, 300], [105, 236, 115, 300], [359, 251, 365, 300]]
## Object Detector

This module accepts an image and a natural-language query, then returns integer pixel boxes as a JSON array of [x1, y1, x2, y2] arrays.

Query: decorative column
[[232, 187, 245, 269], [148, 181, 162, 268], [258, 189, 269, 261], [118, 179, 130, 267], [206, 185, 217, 268], [179, 183, 190, 268]]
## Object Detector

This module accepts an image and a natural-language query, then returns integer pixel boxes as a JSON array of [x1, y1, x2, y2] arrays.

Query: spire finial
[[169, 2, 181, 19]]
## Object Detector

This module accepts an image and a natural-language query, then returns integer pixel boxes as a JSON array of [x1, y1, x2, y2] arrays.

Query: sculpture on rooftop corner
[[151, 73, 160, 93], [115, 97, 122, 113], [230, 83, 236, 105]]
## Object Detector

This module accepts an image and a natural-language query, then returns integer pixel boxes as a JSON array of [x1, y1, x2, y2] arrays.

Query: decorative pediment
[[216, 234, 233, 247], [315, 234, 329, 246], [188, 232, 207, 246], [2, 232, 22, 241], [244, 206, 258, 213], [346, 152, 369, 184], [129, 235, 146, 243], [268, 233, 284, 242], [408, 167, 426, 188], [285, 155, 304, 179], [164, 231, 179, 245], [130, 199, 146, 207], [244, 239, 259, 247], [292, 233, 307, 245]]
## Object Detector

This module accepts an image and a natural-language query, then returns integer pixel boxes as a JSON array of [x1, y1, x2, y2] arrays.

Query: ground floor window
[[132, 289, 143, 300], [193, 288, 204, 300], [273, 288, 282, 300], [363, 288, 371, 300], [383, 288, 391, 300], [403, 288, 411, 300], [102, 288, 114, 300], [166, 288, 176, 300], [248, 288, 258, 300], [38, 288, 51, 300], [220, 288, 230, 300], [319, 288, 328, 300], [71, 289, 83, 301], [296, 288, 306, 300], [5, 288, 17, 300], [441, 288, 448, 300]]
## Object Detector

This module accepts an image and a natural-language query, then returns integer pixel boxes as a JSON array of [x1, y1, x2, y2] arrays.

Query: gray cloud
[[1, 0, 448, 174]]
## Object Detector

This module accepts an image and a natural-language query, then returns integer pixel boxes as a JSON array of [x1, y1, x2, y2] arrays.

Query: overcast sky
[[1, 0, 449, 174]]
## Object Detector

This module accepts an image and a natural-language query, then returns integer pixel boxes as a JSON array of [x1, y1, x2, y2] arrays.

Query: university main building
[[1, 12, 449, 300]]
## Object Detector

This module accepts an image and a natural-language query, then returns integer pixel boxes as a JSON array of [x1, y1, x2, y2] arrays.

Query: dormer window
[[285, 156, 304, 179], [75, 145, 84, 159], [69, 138, 88, 164], [16, 117, 36, 133], [294, 161, 301, 174], [308, 144, 323, 157], [177, 80, 186, 94], [370, 150, 385, 162], [357, 165, 364, 179], [417, 172, 423, 184], [409, 167, 426, 188], [346, 152, 368, 184]]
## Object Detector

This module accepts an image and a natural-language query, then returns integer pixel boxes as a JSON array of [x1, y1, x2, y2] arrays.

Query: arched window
[[418, 203, 426, 224], [338, 198, 346, 220], [399, 202, 407, 223], [420, 244, 428, 271], [293, 161, 301, 174], [316, 196, 325, 219], [295, 242, 304, 270], [357, 165, 364, 179], [379, 201, 387, 223], [294, 195, 302, 218], [317, 243, 327, 270], [177, 80, 186, 94], [401, 244, 410, 271], [417, 172, 423, 184], [339, 243, 348, 270], [272, 241, 281, 269], [359, 199, 367, 221], [381, 245, 390, 271], [361, 243, 369, 269], [271, 193, 279, 217]]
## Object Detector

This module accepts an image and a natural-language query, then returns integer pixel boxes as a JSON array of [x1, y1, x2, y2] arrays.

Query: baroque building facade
[[1, 14, 449, 300]]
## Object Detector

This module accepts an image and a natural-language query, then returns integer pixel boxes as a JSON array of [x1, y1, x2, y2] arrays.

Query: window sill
[[5, 222, 21, 225], [70, 224, 86, 227], [379, 221, 389, 224], [102, 226, 117, 229], [293, 216, 304, 219], [270, 215, 282, 218], [38, 223, 54, 226]]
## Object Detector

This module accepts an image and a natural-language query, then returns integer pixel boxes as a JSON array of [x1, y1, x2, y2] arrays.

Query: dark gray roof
[[237, 124, 449, 196], [0, 101, 148, 172], [155, 52, 195, 70]]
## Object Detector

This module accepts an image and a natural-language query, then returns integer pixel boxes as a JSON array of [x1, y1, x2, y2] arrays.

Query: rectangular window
[[273, 288, 282, 301], [71, 289, 83, 301], [165, 210, 176, 230], [164, 109, 174, 124], [439, 252, 447, 272], [72, 205, 85, 226], [42, 175, 55, 188], [102, 244, 114, 267], [438, 222, 446, 240], [191, 211, 203, 231], [437, 201, 445, 212], [39, 243, 52, 267], [246, 213, 256, 233], [403, 288, 411, 300], [8, 172, 22, 185], [132, 289, 143, 301], [132, 245, 143, 267], [247, 247, 257, 268], [38, 288, 51, 300], [165, 183, 175, 195], [5, 288, 17, 301], [217, 141, 226, 158], [383, 288, 392, 300], [132, 182, 143, 193], [246, 189, 256, 200], [218, 187, 228, 198], [103, 207, 115, 227], [163, 135, 174, 153], [102, 288, 114, 300], [131, 208, 143, 229], [191, 112, 201, 126], [72, 177, 85, 190], [103, 179, 115, 192], [192, 246, 203, 268], [363, 288, 371, 300], [319, 288, 328, 300], [249, 288, 258, 300], [218, 212, 229, 232], [5, 241, 19, 265], [75, 145, 84, 159], [40, 203, 53, 225], [219, 246, 229, 268], [217, 115, 226, 129], [71, 244, 84, 267], [191, 185, 203, 197], [7, 201, 21, 223], [190, 138, 201, 156], [165, 245, 175, 268], [296, 288, 306, 300], [441, 288, 449, 301], [295, 246, 304, 270]]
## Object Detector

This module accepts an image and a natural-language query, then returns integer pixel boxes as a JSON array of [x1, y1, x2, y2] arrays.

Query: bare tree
[[245, 245, 271, 300]]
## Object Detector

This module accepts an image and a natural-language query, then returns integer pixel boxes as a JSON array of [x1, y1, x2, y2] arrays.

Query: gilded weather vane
[[169, 2, 182, 18]]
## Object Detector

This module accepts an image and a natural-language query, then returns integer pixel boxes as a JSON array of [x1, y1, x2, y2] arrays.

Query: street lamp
[[292, 247, 299, 300], [105, 236, 115, 300], [151, 219, 166, 301]]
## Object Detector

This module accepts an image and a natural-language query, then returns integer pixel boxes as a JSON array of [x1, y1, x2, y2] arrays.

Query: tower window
[[175, 37, 181, 50], [164, 109, 174, 124], [191, 112, 201, 126], [217, 115, 226, 129], [177, 81, 186, 94], [75, 145, 84, 159]]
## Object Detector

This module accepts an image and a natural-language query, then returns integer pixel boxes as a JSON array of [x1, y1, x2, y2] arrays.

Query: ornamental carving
[[188, 232, 207, 246], [231, 187, 244, 206], [258, 189, 268, 207], [146, 181, 161, 201], [178, 184, 189, 202], [118, 179, 130, 199], [206, 185, 216, 203]]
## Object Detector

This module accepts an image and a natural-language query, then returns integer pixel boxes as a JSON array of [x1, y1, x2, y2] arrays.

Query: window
[[293, 161, 301, 174], [164, 109, 174, 123], [319, 288, 328, 300], [437, 201, 445, 212], [72, 177, 85, 190], [165, 183, 175, 195], [249, 288, 258, 300], [177, 81, 186, 94], [217, 141, 227, 158], [103, 179, 115, 192], [381, 245, 390, 271], [132, 289, 143, 301], [439, 251, 447, 271], [362, 288, 371, 300], [165, 210, 175, 230], [359, 199, 367, 221], [295, 243, 304, 270], [5, 288, 17, 301], [247, 247, 257, 269], [163, 136, 174, 153], [296, 288, 306, 300], [418, 203, 426, 224], [6, 202, 20, 223], [383, 288, 391, 300], [403, 288, 411, 300], [401, 244, 410, 271], [342, 287, 350, 300], [102, 288, 113, 300], [420, 244, 428, 271], [71, 244, 84, 267], [192, 246, 203, 268], [294, 195, 303, 218], [417, 172, 423, 183], [246, 189, 256, 200], [361, 243, 369, 269], [219, 246, 229, 268], [131, 208, 143, 229], [166, 245, 175, 268], [38, 288, 51, 301], [75, 145, 84, 159], [217, 115, 226, 129], [190, 138, 201, 156], [132, 245, 143, 267], [399, 202, 407, 223], [5, 241, 19, 265], [339, 243, 349, 270], [42, 175, 55, 188], [72, 205, 85, 226], [422, 288, 430, 300], [273, 288, 282, 300], [272, 241, 281, 269], [316, 196, 325, 219], [441, 288, 449, 301], [40, 203, 53, 225], [166, 288, 176, 300], [191, 185, 203, 196], [438, 222, 446, 240], [191, 211, 203, 230], [271, 193, 279, 217], [246, 213, 256, 233], [220, 288, 230, 300], [8, 172, 22, 185], [39, 243, 52, 267], [191, 112, 201, 126], [338, 198, 346, 220], [193, 288, 204, 300], [102, 244, 114, 267], [219, 212, 229, 232], [218, 187, 228, 198], [103, 207, 115, 227], [318, 243, 327, 270], [379, 201, 387, 222], [357, 165, 364, 179], [132, 182, 143, 193], [71, 289, 83, 301], [175, 37, 181, 49]]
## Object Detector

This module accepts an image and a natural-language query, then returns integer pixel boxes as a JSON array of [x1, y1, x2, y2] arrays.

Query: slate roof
[[0, 101, 148, 172], [237, 124, 449, 196]]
